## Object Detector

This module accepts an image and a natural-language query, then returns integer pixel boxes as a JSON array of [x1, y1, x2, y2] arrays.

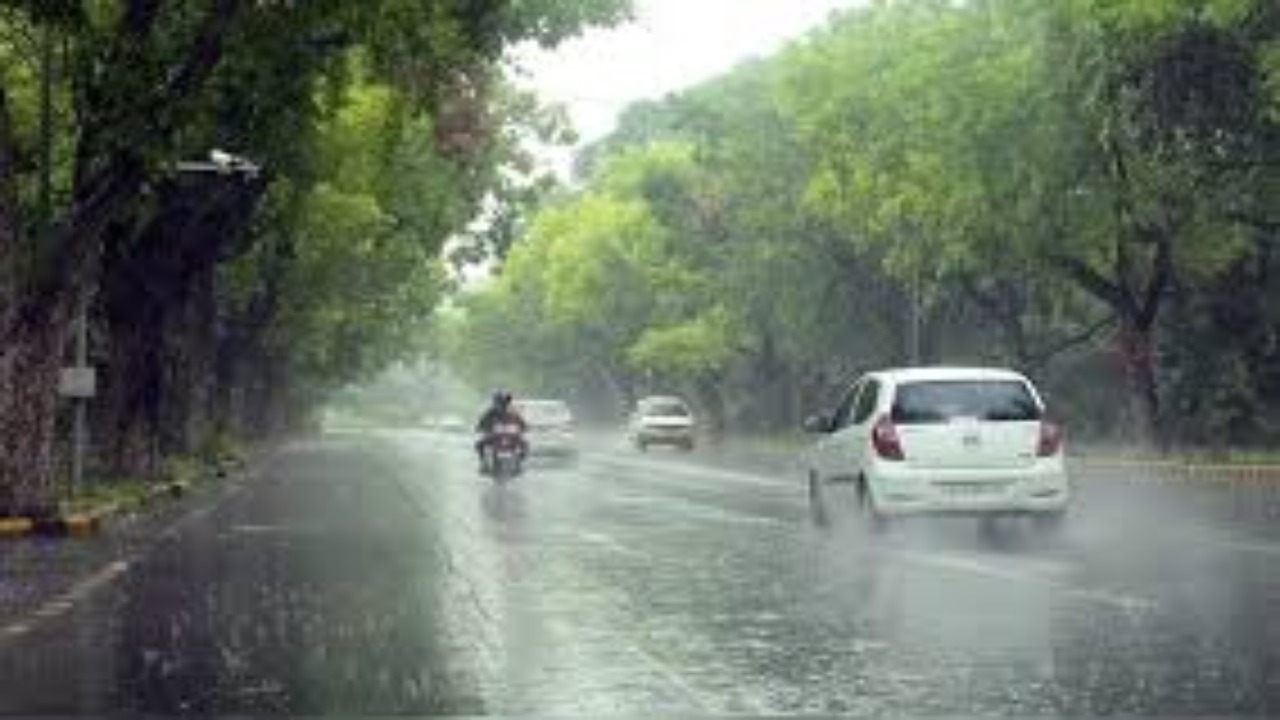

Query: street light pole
[[72, 297, 88, 496]]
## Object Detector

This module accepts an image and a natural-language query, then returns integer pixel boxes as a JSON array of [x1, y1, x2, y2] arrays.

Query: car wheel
[[857, 476, 889, 534], [807, 470, 830, 527], [1032, 510, 1066, 533], [680, 440, 695, 452], [637, 440, 648, 452], [977, 515, 1013, 544]]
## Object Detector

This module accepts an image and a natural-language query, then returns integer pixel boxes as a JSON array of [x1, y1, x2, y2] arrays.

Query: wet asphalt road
[[1, 430, 1279, 717]]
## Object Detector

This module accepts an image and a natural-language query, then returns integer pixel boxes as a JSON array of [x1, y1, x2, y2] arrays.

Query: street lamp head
[[209, 148, 262, 178], [209, 148, 235, 167], [174, 150, 262, 179]]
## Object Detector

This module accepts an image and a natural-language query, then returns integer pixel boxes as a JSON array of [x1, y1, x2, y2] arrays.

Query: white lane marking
[[589, 453, 796, 491], [1201, 536, 1280, 558], [890, 549, 1157, 613], [656, 501, 788, 527], [32, 601, 73, 619], [575, 530, 649, 560], [598, 620, 723, 714], [61, 560, 130, 603], [592, 486, 788, 528], [0, 560, 131, 646], [229, 524, 289, 535]]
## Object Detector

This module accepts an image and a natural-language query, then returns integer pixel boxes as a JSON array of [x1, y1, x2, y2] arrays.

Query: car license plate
[[941, 483, 1000, 496]]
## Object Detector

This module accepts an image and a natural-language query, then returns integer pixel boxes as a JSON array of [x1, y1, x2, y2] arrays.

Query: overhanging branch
[[1028, 315, 1117, 367], [1045, 252, 1128, 313]]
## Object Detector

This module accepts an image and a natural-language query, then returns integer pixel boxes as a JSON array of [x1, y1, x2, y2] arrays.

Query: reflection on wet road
[[1, 430, 1278, 716]]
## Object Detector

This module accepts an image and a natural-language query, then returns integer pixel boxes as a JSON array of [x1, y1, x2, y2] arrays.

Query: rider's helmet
[[493, 389, 513, 408]]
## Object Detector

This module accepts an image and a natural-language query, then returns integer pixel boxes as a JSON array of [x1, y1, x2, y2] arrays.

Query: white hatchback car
[[514, 399, 577, 459], [803, 367, 1068, 527], [629, 396, 696, 451]]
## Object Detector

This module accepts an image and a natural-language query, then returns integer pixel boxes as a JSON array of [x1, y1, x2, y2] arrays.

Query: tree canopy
[[448, 0, 1280, 448], [0, 0, 630, 513]]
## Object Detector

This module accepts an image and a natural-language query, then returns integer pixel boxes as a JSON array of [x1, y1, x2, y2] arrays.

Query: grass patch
[[61, 477, 156, 515], [61, 443, 249, 516], [160, 455, 204, 486], [1182, 449, 1280, 466]]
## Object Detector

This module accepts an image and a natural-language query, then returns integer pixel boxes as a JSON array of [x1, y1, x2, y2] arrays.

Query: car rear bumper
[[528, 434, 577, 456], [635, 430, 694, 445], [867, 460, 1070, 516]]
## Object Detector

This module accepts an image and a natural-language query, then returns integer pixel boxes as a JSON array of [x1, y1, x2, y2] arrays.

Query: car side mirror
[[803, 413, 833, 434]]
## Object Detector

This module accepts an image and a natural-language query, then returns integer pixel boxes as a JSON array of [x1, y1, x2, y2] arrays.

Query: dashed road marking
[[575, 530, 649, 560], [588, 453, 796, 492], [1200, 536, 1280, 558], [229, 523, 289, 535], [32, 601, 73, 619], [891, 548, 1158, 613], [0, 560, 130, 646], [0, 478, 249, 650], [60, 560, 130, 606]]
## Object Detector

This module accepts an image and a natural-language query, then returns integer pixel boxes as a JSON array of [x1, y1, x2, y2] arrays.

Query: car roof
[[869, 366, 1031, 384], [517, 398, 569, 407], [638, 395, 687, 405]]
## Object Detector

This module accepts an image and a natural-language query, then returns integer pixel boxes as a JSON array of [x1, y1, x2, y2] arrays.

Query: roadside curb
[[0, 517, 35, 538], [0, 480, 192, 541]]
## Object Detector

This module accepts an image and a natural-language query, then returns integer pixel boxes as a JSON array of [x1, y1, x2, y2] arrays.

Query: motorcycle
[[484, 423, 526, 481]]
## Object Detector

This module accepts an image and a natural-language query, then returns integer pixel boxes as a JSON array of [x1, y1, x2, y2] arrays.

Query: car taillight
[[1038, 420, 1064, 457], [872, 415, 904, 461]]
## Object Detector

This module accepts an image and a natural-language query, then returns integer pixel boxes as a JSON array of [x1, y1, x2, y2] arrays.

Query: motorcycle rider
[[475, 390, 528, 473]]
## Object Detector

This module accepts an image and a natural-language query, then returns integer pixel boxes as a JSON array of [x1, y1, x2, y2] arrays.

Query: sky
[[509, 0, 863, 154], [453, 0, 861, 284]]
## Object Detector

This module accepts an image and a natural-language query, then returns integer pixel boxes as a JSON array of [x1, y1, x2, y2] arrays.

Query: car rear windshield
[[891, 380, 1041, 424], [518, 401, 572, 423], [644, 400, 689, 417]]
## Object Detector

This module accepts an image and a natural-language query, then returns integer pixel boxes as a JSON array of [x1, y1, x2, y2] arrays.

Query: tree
[[0, 0, 629, 514], [448, 0, 1279, 451]]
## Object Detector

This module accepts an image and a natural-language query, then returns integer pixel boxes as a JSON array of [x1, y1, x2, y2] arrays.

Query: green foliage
[[628, 307, 740, 377], [447, 0, 1280, 447]]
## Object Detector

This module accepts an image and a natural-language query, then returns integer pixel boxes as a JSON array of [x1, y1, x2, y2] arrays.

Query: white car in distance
[[629, 396, 696, 452], [514, 399, 578, 459], [803, 367, 1069, 530]]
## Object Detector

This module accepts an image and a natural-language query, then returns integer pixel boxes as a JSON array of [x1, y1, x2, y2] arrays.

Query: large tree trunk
[[0, 159, 140, 511], [0, 310, 70, 516], [1115, 322, 1162, 448], [0, 88, 18, 314], [242, 352, 291, 440], [692, 375, 726, 441], [96, 175, 265, 474], [213, 323, 250, 440], [159, 265, 218, 457], [1050, 224, 1174, 450], [97, 314, 162, 478], [1, 1, 247, 506]]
